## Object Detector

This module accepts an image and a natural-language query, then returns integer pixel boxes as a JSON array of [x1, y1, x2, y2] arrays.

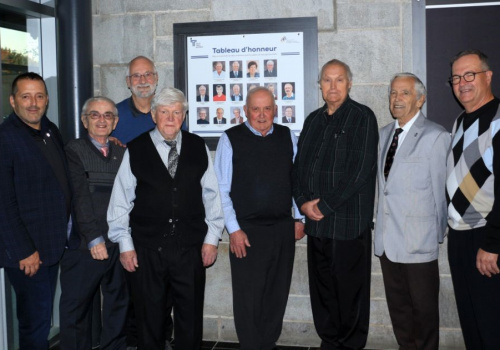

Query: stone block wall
[[91, 0, 465, 348]]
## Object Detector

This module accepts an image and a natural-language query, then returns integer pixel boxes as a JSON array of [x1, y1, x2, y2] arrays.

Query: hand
[[90, 243, 109, 260], [301, 199, 324, 221], [19, 251, 41, 277], [108, 136, 126, 148], [201, 244, 218, 267], [295, 222, 306, 241], [230, 230, 251, 258], [476, 248, 499, 277], [120, 250, 138, 272]]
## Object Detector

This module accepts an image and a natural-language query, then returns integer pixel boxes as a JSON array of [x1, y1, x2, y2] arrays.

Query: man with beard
[[112, 56, 158, 145]]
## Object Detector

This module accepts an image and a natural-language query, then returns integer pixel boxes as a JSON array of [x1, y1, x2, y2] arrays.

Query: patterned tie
[[383, 128, 403, 180], [165, 140, 178, 178], [100, 146, 108, 157]]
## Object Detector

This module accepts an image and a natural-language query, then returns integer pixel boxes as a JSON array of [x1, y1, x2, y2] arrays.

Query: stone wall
[[91, 0, 464, 348]]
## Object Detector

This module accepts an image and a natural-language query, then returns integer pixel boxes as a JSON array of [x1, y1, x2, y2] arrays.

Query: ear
[[126, 76, 131, 89], [151, 110, 157, 124], [416, 95, 426, 108], [112, 116, 119, 130], [486, 70, 493, 85], [9, 95, 15, 109], [81, 115, 89, 130]]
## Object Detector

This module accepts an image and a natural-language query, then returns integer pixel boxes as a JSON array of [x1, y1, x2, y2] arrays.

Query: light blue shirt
[[214, 121, 303, 234], [107, 128, 224, 253]]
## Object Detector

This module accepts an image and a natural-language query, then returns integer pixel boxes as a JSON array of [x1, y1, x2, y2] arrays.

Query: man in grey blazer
[[374, 73, 450, 350]]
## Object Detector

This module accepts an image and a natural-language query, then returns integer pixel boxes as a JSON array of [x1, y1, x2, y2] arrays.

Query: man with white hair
[[264, 60, 277, 77]]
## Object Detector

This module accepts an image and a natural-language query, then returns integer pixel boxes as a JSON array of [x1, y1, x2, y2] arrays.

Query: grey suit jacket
[[374, 113, 451, 263]]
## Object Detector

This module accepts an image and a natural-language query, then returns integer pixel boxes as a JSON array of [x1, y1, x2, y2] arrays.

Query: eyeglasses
[[86, 112, 115, 120], [128, 72, 157, 82], [448, 71, 487, 85]]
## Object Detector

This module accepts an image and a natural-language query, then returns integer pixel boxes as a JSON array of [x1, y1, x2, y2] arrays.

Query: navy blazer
[[0, 113, 79, 268]]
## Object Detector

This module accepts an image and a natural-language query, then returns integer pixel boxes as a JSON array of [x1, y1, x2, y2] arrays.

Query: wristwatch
[[294, 218, 306, 224]]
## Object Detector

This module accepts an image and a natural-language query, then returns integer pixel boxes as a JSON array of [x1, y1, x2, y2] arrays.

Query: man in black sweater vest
[[214, 87, 305, 349], [108, 87, 224, 350], [59, 96, 128, 350]]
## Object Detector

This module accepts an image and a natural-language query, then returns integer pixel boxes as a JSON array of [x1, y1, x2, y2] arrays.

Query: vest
[[128, 131, 208, 249], [226, 124, 293, 226]]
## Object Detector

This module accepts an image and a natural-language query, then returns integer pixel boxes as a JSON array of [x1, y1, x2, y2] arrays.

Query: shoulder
[[347, 98, 376, 117], [65, 138, 87, 152]]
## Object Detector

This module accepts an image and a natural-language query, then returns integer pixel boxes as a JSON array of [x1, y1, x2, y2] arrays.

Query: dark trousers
[[59, 245, 128, 350], [128, 242, 205, 350], [307, 228, 371, 350], [230, 219, 295, 350], [448, 227, 500, 350], [380, 254, 439, 350], [5, 263, 59, 350]]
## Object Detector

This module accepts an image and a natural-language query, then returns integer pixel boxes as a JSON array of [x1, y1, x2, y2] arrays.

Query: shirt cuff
[[118, 237, 135, 253], [204, 233, 221, 247], [87, 236, 105, 250]]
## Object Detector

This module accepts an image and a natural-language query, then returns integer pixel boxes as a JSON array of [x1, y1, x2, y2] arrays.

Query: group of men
[[0, 49, 498, 350]]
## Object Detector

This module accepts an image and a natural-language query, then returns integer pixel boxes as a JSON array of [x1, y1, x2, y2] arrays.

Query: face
[[216, 86, 223, 95], [215, 63, 223, 73], [199, 85, 206, 95], [249, 64, 257, 74], [233, 85, 240, 95], [232, 62, 239, 71], [451, 54, 493, 113], [10, 79, 48, 130], [152, 102, 186, 140], [285, 108, 293, 118], [267, 84, 275, 93], [389, 77, 425, 123], [267, 61, 274, 70], [82, 100, 119, 141], [216, 108, 224, 119], [244, 90, 276, 136], [127, 58, 158, 98], [233, 109, 241, 118], [319, 63, 352, 107], [199, 109, 207, 120], [284, 84, 293, 95]]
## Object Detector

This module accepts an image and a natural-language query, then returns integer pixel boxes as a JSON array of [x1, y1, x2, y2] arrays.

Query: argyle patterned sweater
[[446, 97, 500, 253]]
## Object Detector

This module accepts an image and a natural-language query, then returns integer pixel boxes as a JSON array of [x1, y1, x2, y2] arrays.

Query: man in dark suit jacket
[[0, 72, 79, 350], [282, 107, 296, 123], [214, 107, 227, 124], [196, 85, 209, 102], [230, 61, 242, 78], [264, 60, 277, 77]]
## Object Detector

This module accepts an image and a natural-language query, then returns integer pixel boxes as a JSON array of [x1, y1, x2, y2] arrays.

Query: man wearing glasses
[[446, 49, 500, 349], [112, 56, 158, 145]]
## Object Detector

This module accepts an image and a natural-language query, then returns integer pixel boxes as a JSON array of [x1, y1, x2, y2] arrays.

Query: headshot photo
[[213, 107, 227, 124], [213, 61, 226, 79], [282, 82, 295, 100], [246, 60, 260, 78], [266, 83, 278, 100], [282, 106, 296, 123], [230, 83, 244, 102], [230, 107, 245, 124], [247, 83, 261, 92], [196, 84, 209, 102], [229, 60, 243, 79], [196, 107, 210, 124], [213, 84, 226, 102], [264, 59, 277, 77]]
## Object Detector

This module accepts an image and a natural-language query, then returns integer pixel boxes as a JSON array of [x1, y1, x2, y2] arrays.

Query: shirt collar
[[244, 120, 274, 136], [151, 127, 182, 146], [128, 96, 151, 117], [88, 134, 109, 149], [395, 111, 419, 132]]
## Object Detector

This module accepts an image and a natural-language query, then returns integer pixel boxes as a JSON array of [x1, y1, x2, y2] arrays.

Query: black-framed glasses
[[127, 72, 157, 81], [86, 111, 115, 120], [448, 71, 487, 85]]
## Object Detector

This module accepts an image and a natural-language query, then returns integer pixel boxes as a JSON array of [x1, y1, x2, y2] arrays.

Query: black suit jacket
[[213, 117, 227, 124], [264, 70, 277, 77], [282, 117, 296, 123], [0, 113, 79, 267], [231, 94, 243, 101], [230, 71, 242, 78], [196, 95, 209, 102]]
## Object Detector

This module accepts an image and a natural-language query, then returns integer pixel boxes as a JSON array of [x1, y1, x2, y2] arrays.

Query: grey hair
[[245, 86, 276, 106], [127, 56, 156, 75], [389, 72, 427, 100], [81, 96, 118, 117], [151, 87, 188, 112], [450, 49, 490, 71], [318, 59, 353, 83]]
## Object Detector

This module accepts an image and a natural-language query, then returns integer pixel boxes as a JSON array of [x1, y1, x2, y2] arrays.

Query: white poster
[[187, 32, 305, 137]]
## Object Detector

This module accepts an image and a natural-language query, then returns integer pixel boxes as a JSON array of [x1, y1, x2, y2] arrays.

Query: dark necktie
[[383, 128, 403, 180], [165, 140, 178, 178]]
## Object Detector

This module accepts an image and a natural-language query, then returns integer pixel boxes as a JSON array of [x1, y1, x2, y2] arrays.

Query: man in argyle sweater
[[446, 49, 500, 349]]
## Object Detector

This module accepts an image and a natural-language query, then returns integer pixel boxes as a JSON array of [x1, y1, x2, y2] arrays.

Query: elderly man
[[213, 84, 226, 102], [215, 87, 305, 349], [375, 73, 450, 350], [446, 49, 500, 349], [60, 97, 128, 350], [108, 87, 224, 350], [112, 56, 158, 145], [282, 106, 295, 123], [213, 61, 225, 79], [197, 84, 209, 102], [0, 72, 78, 349], [230, 61, 242, 78], [214, 107, 227, 124], [264, 60, 277, 77], [282, 83, 295, 100], [231, 84, 243, 101], [230, 107, 244, 124], [293, 59, 378, 350]]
